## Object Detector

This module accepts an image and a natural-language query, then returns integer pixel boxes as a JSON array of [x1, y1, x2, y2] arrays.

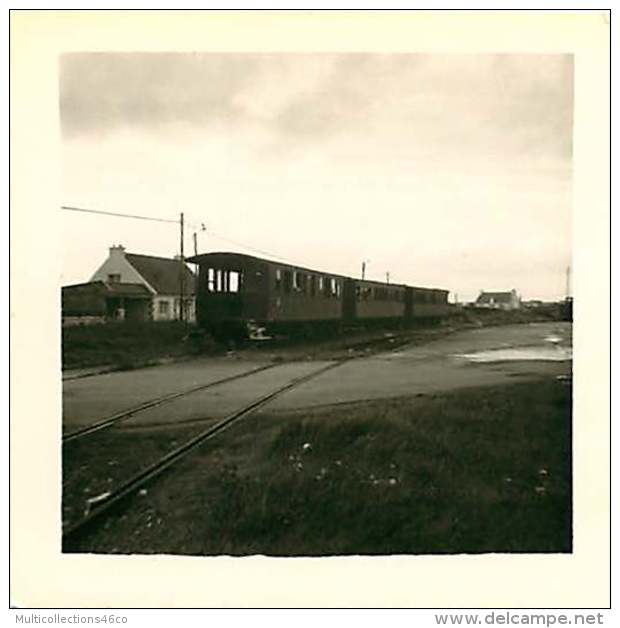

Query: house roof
[[476, 291, 517, 304], [105, 282, 152, 298], [62, 281, 152, 298], [125, 253, 196, 295]]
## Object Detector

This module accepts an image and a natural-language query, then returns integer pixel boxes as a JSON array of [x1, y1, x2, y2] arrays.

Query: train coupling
[[247, 321, 272, 341]]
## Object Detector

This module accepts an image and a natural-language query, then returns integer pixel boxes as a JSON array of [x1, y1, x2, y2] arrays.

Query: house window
[[107, 274, 121, 283], [158, 300, 170, 316]]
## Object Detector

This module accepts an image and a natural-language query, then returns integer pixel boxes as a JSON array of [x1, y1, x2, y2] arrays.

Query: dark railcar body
[[351, 279, 407, 323], [187, 251, 450, 338]]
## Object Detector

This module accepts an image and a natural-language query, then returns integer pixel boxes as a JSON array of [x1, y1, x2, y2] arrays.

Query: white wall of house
[[90, 246, 156, 291], [153, 296, 174, 321], [152, 295, 196, 322], [92, 246, 196, 323]]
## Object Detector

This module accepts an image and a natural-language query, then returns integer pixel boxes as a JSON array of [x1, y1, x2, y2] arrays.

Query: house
[[474, 289, 521, 310], [62, 280, 152, 325], [89, 245, 196, 321]]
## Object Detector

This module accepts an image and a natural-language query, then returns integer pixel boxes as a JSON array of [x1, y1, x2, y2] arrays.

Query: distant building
[[522, 299, 544, 309], [474, 289, 521, 310], [80, 245, 196, 322]]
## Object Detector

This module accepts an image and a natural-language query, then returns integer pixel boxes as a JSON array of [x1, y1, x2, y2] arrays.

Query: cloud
[[60, 53, 260, 137], [60, 53, 573, 300], [61, 53, 573, 168]]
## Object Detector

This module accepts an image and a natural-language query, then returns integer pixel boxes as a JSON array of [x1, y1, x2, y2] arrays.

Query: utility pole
[[362, 260, 369, 280], [565, 265, 571, 299], [386, 271, 390, 284], [179, 212, 185, 323]]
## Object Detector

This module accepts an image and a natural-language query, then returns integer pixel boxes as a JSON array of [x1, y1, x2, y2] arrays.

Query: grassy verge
[[69, 377, 572, 555], [61, 321, 217, 370]]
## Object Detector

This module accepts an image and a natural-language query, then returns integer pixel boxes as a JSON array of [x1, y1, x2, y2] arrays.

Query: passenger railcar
[[187, 252, 450, 339]]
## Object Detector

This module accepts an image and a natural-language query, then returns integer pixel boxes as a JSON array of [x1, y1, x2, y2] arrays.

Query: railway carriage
[[187, 252, 450, 339], [349, 279, 409, 324]]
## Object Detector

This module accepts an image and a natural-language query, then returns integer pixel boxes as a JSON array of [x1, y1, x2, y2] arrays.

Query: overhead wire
[[61, 205, 179, 224], [62, 203, 367, 279]]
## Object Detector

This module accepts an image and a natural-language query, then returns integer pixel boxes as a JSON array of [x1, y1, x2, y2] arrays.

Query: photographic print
[[59, 51, 574, 556], [10, 10, 610, 609]]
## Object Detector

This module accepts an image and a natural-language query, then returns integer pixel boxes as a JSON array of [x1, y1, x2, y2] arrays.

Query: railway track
[[62, 362, 281, 443], [63, 327, 422, 444], [62, 358, 345, 549]]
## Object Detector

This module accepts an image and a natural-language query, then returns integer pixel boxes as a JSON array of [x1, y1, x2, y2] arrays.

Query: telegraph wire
[[62, 203, 357, 279], [199, 230, 302, 265], [61, 205, 179, 225]]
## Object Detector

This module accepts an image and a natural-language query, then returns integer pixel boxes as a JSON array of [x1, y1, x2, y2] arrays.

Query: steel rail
[[62, 363, 281, 443], [62, 360, 343, 547]]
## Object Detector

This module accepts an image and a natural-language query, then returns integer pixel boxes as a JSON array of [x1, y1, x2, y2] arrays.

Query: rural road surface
[[62, 322, 571, 430]]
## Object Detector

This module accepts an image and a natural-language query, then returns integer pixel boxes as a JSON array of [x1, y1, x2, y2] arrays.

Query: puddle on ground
[[457, 330, 572, 363], [456, 346, 572, 363]]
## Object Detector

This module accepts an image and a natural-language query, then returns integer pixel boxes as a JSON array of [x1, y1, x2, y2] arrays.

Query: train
[[186, 252, 451, 340]]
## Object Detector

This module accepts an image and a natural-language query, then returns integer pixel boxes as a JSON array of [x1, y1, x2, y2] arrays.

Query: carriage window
[[283, 270, 292, 294], [229, 271, 240, 293], [207, 268, 215, 292], [329, 278, 338, 298], [309, 275, 316, 296], [318, 276, 325, 294], [293, 271, 303, 292], [275, 269, 282, 291], [206, 268, 242, 293], [335, 281, 341, 298]]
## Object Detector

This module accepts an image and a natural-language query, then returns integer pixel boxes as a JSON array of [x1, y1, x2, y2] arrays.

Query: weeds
[[140, 378, 573, 556]]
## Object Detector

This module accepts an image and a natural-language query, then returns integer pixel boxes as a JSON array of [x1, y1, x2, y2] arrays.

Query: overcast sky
[[60, 53, 573, 301]]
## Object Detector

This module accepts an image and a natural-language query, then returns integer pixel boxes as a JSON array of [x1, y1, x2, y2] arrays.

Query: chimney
[[109, 244, 126, 259]]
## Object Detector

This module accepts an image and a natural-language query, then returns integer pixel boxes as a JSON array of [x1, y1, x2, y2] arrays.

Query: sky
[[60, 53, 573, 301]]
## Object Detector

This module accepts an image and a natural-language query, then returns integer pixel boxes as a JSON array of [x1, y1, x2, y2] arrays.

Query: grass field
[[61, 321, 213, 369], [66, 377, 572, 555]]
